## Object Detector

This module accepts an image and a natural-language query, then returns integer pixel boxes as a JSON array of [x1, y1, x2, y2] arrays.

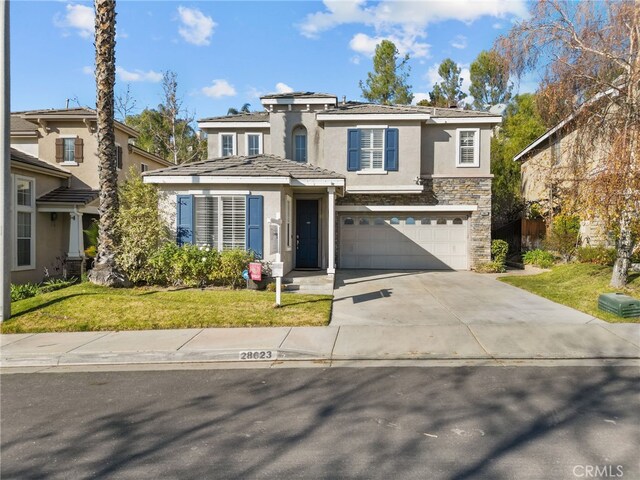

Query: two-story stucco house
[[10, 108, 172, 284], [143, 92, 501, 275]]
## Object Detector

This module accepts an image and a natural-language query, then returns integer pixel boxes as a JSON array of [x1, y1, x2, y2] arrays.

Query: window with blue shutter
[[246, 195, 263, 259], [176, 195, 194, 245], [347, 129, 361, 171], [384, 128, 399, 171]]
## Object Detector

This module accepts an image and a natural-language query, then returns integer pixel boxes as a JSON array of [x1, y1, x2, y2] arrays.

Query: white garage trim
[[336, 205, 477, 212]]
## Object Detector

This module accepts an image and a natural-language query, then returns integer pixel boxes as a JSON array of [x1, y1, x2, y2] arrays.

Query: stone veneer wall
[[335, 177, 492, 268]]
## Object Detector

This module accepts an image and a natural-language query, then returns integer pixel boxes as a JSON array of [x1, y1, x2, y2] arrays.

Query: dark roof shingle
[[10, 116, 38, 132], [144, 154, 344, 179], [37, 187, 99, 205], [11, 148, 70, 176], [261, 92, 337, 99], [199, 111, 270, 123], [322, 102, 499, 118]]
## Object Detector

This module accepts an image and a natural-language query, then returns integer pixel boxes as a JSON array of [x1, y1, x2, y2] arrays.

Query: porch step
[[281, 272, 334, 294]]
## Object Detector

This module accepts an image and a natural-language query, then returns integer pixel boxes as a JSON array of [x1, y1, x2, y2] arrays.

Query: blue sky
[[11, 1, 536, 120]]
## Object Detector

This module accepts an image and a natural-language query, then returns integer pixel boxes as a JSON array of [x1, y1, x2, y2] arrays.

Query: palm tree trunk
[[88, 0, 129, 287]]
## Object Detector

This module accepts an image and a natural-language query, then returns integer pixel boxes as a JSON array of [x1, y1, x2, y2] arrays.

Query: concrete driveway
[[331, 270, 601, 326]]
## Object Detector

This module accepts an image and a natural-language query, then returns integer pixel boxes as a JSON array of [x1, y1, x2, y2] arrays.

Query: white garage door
[[340, 214, 469, 270]]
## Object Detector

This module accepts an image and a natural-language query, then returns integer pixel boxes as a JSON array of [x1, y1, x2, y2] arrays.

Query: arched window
[[406, 217, 415, 225], [390, 217, 400, 225], [293, 126, 307, 163], [359, 218, 370, 225], [453, 218, 463, 225], [374, 217, 385, 225], [437, 218, 447, 225], [421, 218, 431, 225], [344, 217, 354, 225]]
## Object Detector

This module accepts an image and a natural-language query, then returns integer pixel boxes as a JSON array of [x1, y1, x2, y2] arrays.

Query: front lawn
[[2, 283, 332, 333], [500, 264, 640, 323]]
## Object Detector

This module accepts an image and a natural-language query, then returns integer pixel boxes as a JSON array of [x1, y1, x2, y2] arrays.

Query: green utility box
[[598, 293, 640, 318]]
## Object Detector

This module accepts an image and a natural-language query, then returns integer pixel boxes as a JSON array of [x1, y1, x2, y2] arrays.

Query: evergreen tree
[[428, 58, 467, 107], [469, 50, 513, 110], [360, 40, 413, 105]]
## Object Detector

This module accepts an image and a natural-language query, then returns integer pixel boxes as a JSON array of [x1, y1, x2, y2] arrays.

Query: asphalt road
[[1, 366, 639, 480]]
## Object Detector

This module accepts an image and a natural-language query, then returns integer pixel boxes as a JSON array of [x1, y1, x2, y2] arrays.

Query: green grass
[[500, 264, 640, 323], [1, 283, 332, 333]]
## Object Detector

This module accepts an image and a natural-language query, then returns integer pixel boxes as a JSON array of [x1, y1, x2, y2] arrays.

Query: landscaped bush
[[576, 246, 617, 266], [544, 214, 581, 262], [147, 243, 255, 288], [11, 283, 41, 302], [474, 260, 506, 273], [115, 169, 170, 284], [491, 239, 509, 265], [522, 249, 555, 268]]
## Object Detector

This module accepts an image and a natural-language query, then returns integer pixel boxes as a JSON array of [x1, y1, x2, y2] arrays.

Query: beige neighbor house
[[515, 118, 612, 247], [9, 108, 172, 285], [143, 92, 501, 276]]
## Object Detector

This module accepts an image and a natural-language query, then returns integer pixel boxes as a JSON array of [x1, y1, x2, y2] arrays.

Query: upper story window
[[13, 175, 35, 270], [552, 138, 561, 165], [247, 133, 262, 156], [456, 128, 480, 167], [347, 128, 398, 172], [56, 136, 83, 165], [360, 129, 384, 170], [141, 163, 149, 173], [293, 126, 307, 163], [116, 145, 123, 170], [219, 133, 236, 156]]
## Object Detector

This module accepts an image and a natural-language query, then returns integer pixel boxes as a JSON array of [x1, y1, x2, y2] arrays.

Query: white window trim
[[218, 132, 237, 157], [245, 132, 263, 156], [359, 128, 386, 172], [60, 134, 78, 166], [293, 129, 307, 163], [12, 174, 36, 271], [456, 128, 480, 168], [140, 163, 149, 173], [285, 195, 292, 251]]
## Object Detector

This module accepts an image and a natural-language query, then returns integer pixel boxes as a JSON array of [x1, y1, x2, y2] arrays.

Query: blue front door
[[296, 200, 319, 268]]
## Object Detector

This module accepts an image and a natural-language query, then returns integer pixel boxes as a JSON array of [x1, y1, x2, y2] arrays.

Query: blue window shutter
[[246, 195, 263, 259], [347, 129, 361, 171], [385, 128, 399, 171], [176, 195, 194, 245]]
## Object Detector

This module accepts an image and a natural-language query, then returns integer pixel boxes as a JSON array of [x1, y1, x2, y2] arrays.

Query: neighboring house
[[9, 108, 173, 284], [143, 92, 501, 275], [514, 120, 611, 246]]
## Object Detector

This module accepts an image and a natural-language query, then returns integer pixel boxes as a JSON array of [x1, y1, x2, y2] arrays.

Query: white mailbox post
[[268, 217, 283, 306]]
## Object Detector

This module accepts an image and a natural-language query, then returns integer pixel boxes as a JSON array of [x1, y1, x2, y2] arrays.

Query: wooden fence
[[492, 218, 546, 254]]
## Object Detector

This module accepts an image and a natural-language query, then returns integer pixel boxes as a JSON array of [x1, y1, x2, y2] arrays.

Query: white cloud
[[82, 65, 94, 75], [246, 87, 263, 99], [450, 34, 467, 49], [412, 92, 430, 105], [275, 82, 294, 94], [299, 0, 526, 58], [350, 55, 361, 65], [492, 22, 504, 29], [177, 6, 216, 46], [349, 32, 430, 58], [116, 67, 163, 83], [53, 4, 94, 38], [202, 79, 236, 98]]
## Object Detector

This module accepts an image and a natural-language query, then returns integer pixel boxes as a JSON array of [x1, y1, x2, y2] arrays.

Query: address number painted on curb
[[239, 350, 277, 361]]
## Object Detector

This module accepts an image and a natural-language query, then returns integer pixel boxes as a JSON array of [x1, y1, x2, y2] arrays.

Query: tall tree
[[125, 71, 205, 164], [360, 40, 413, 105], [89, 0, 128, 287], [469, 50, 513, 110], [491, 94, 547, 226], [428, 58, 467, 108], [497, 0, 640, 287], [114, 83, 136, 122]]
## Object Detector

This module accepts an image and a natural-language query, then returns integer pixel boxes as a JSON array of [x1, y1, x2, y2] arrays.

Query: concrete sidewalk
[[2, 322, 639, 368]]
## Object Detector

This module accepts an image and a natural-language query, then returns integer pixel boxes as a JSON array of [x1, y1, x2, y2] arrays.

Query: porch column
[[68, 208, 84, 258], [327, 187, 335, 274]]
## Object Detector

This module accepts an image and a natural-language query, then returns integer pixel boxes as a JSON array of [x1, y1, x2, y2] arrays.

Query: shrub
[[115, 169, 170, 284], [576, 246, 616, 266], [544, 214, 581, 262], [11, 283, 41, 302], [522, 249, 555, 268], [491, 239, 509, 265], [40, 277, 77, 293], [210, 249, 255, 288], [474, 260, 506, 273]]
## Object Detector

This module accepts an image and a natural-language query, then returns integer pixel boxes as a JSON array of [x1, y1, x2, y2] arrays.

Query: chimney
[[65, 98, 70, 109], [342, 95, 346, 105]]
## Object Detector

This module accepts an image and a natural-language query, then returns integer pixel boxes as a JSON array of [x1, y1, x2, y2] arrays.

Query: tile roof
[[199, 111, 270, 123], [10, 116, 38, 132], [261, 92, 337, 99], [144, 154, 344, 179], [37, 187, 99, 205], [16, 107, 96, 117], [10, 148, 70, 176], [324, 102, 498, 117]]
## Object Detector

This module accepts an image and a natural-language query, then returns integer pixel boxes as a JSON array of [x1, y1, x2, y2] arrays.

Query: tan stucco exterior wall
[[10, 166, 68, 284], [206, 128, 271, 159], [421, 123, 492, 176]]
